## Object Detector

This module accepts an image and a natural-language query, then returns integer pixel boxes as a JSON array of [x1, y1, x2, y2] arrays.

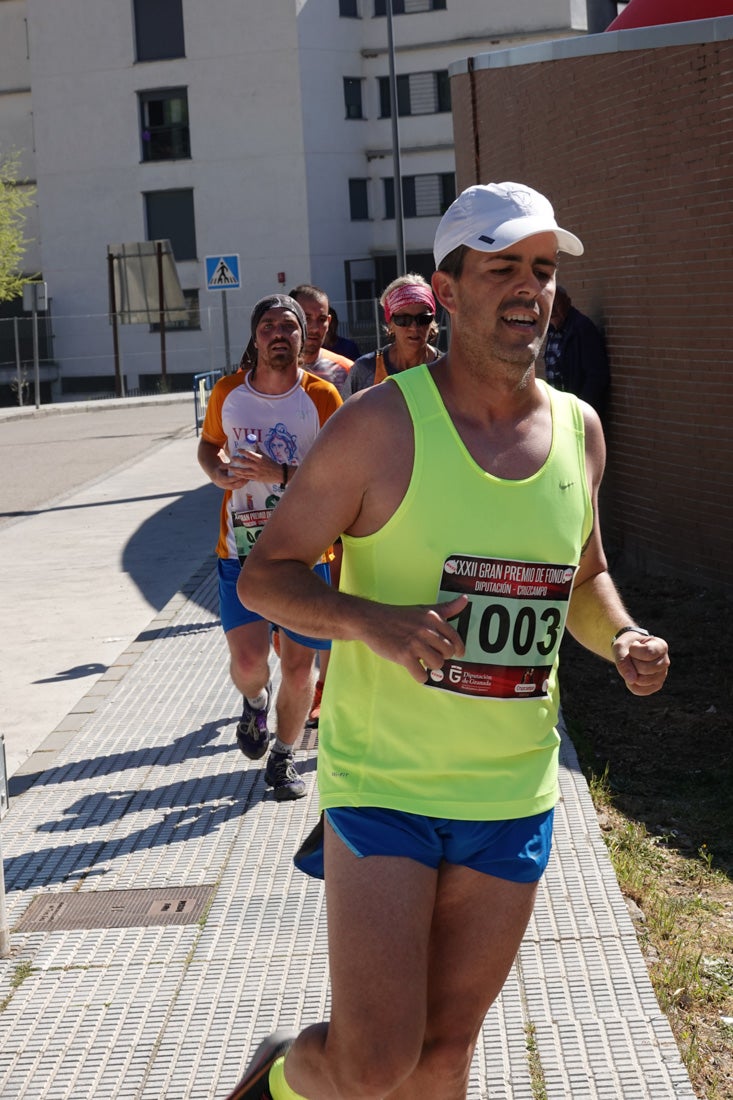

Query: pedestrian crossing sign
[[205, 254, 241, 291]]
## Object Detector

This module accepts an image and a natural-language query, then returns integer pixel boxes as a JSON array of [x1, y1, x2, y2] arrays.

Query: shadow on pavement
[[33, 662, 109, 684], [121, 482, 220, 612], [5, 717, 316, 892]]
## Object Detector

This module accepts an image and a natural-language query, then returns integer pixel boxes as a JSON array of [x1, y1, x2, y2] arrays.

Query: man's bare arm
[[240, 391, 466, 683]]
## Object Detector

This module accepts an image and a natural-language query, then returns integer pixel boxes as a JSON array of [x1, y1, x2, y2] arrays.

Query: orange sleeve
[[301, 372, 343, 427], [321, 347, 353, 370], [201, 374, 240, 446]]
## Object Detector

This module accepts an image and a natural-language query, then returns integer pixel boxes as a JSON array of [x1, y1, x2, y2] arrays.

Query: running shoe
[[223, 1029, 296, 1100], [236, 685, 271, 760], [264, 750, 306, 801]]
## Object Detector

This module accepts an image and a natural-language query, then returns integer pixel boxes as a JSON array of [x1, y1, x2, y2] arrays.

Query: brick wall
[[451, 39, 733, 593]]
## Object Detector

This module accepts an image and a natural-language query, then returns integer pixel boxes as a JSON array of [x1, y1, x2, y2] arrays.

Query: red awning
[[607, 0, 733, 31]]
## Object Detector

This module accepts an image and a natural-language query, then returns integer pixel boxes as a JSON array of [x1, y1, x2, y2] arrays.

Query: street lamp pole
[[386, 0, 406, 276]]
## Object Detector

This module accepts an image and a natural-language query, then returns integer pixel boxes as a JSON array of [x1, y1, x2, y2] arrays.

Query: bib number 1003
[[450, 600, 563, 660]]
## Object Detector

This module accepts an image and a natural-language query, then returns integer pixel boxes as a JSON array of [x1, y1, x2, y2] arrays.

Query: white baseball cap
[[433, 182, 584, 268]]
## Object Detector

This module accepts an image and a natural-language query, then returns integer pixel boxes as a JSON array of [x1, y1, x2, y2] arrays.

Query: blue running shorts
[[294, 805, 554, 883], [217, 556, 331, 651]]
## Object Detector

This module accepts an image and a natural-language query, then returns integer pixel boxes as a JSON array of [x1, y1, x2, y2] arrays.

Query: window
[[352, 278, 375, 322], [144, 189, 197, 260], [133, 0, 185, 61], [339, 0, 360, 14], [379, 70, 451, 117], [343, 78, 364, 120], [379, 75, 410, 118], [383, 172, 455, 219], [436, 70, 451, 113], [150, 289, 200, 332], [349, 179, 370, 221], [374, 0, 445, 15], [139, 88, 190, 161]]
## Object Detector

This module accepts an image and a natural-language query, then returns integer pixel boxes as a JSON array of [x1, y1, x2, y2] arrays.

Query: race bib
[[427, 554, 577, 699], [232, 507, 273, 564]]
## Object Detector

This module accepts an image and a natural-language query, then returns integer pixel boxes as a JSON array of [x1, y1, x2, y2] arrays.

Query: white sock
[[272, 737, 292, 755], [246, 689, 268, 711]]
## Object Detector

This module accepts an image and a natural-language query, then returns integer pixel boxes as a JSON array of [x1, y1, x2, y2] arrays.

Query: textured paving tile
[[0, 564, 696, 1098]]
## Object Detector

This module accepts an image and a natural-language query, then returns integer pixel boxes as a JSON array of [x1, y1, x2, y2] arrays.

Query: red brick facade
[[451, 35, 733, 593]]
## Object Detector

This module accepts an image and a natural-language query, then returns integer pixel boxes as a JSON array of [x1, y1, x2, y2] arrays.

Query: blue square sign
[[205, 254, 240, 291]]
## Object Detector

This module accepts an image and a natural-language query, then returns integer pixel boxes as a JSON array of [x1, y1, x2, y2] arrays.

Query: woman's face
[[389, 303, 435, 354]]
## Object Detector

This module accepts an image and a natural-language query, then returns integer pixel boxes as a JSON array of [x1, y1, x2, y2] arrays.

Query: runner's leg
[[225, 620, 270, 697], [278, 817, 438, 1099], [276, 631, 317, 747], [386, 863, 538, 1099]]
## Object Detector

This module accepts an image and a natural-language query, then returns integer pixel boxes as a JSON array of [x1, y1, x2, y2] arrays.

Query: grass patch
[[0, 960, 35, 1012], [524, 1022, 548, 1100], [559, 570, 733, 1098]]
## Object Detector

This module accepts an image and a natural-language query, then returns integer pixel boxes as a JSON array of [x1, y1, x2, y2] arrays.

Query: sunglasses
[[391, 313, 434, 328]]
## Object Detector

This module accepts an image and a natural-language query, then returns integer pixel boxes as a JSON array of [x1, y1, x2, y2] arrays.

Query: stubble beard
[[457, 323, 540, 389], [260, 346, 298, 373]]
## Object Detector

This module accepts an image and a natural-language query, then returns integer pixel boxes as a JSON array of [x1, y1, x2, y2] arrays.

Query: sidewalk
[[0, 398, 695, 1100], [0, 558, 696, 1098], [0, 395, 220, 779]]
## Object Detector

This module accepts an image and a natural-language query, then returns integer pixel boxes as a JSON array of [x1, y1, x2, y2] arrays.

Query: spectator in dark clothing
[[323, 306, 361, 362], [543, 286, 610, 418]]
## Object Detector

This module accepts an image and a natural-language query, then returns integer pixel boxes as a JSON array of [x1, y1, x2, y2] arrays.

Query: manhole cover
[[15, 885, 216, 931]]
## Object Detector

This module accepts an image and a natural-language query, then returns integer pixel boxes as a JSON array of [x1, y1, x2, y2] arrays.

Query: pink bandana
[[383, 283, 436, 322]]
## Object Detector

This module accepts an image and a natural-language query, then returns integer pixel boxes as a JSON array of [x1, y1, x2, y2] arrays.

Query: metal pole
[[0, 832, 9, 957], [222, 291, 231, 372], [386, 0, 406, 276], [208, 306, 215, 373], [32, 294, 40, 410], [373, 296, 381, 349], [157, 241, 168, 385], [13, 316, 22, 407], [0, 734, 9, 958], [108, 251, 124, 398]]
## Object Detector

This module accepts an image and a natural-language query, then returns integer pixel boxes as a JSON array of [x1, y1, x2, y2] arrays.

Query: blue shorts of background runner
[[217, 557, 331, 651], [294, 806, 554, 883]]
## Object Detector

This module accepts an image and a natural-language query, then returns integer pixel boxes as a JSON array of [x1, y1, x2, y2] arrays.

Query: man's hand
[[228, 449, 283, 485], [612, 633, 670, 696], [363, 595, 468, 683]]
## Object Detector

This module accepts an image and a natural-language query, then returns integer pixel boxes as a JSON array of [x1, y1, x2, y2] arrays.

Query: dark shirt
[[343, 347, 395, 395], [544, 306, 610, 418], [327, 334, 361, 361]]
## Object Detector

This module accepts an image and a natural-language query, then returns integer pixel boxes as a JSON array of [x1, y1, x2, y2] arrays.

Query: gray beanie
[[250, 294, 307, 345]]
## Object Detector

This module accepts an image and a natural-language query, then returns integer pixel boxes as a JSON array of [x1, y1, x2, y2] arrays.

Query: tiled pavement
[[0, 557, 696, 1098]]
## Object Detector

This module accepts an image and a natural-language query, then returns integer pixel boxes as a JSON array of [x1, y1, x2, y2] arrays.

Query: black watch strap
[[612, 625, 650, 643]]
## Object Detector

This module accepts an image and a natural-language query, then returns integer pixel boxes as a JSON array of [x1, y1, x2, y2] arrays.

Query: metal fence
[[0, 297, 448, 408], [193, 370, 224, 436]]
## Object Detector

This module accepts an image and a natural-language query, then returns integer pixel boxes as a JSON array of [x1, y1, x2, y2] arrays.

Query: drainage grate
[[15, 885, 217, 931]]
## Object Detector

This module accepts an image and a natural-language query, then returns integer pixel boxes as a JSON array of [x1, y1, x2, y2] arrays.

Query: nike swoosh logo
[[559, 481, 575, 491]]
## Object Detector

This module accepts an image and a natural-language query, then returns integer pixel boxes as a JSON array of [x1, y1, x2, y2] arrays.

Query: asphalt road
[[0, 399, 201, 526]]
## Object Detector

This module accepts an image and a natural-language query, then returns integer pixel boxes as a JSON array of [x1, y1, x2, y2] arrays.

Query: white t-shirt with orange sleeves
[[201, 367, 342, 561], [306, 350, 353, 395]]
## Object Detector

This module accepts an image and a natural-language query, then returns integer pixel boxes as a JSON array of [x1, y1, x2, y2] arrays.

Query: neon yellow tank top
[[318, 367, 593, 820]]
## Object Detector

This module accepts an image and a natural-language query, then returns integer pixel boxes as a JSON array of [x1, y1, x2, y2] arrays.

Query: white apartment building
[[0, 0, 596, 400]]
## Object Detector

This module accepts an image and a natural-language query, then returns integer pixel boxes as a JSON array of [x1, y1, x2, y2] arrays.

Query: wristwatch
[[612, 625, 651, 643]]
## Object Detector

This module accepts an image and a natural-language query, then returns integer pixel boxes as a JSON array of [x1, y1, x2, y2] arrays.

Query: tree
[[0, 151, 35, 302]]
